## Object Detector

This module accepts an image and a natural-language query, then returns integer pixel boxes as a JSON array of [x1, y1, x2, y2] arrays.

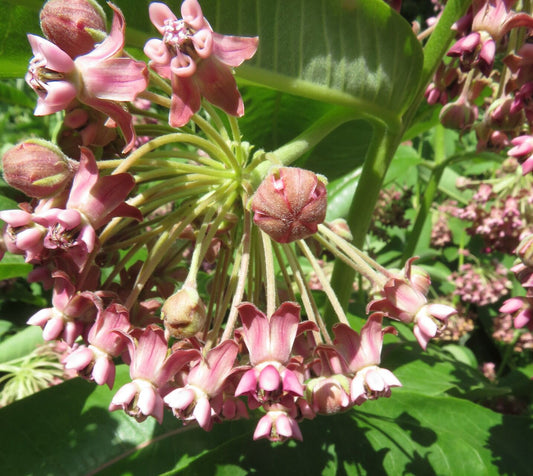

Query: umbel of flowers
[[0, 0, 458, 442]]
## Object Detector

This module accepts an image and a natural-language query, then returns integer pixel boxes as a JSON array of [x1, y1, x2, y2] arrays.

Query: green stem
[[326, 122, 400, 327], [251, 107, 359, 186], [402, 124, 447, 261]]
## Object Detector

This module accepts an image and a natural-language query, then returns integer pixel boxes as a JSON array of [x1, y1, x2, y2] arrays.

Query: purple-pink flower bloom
[[144, 0, 258, 127], [65, 303, 131, 388], [367, 259, 457, 350], [234, 302, 315, 406], [508, 135, 533, 174], [27, 270, 98, 346], [330, 314, 401, 405], [109, 325, 199, 423], [25, 3, 148, 152], [164, 339, 238, 430]]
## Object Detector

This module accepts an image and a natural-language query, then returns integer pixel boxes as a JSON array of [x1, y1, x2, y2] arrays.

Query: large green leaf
[[0, 362, 530, 475]]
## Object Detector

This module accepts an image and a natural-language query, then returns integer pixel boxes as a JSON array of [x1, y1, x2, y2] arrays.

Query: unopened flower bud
[[439, 97, 478, 130], [252, 167, 327, 243], [161, 286, 207, 339], [40, 0, 106, 58], [516, 234, 533, 268], [2, 139, 77, 198]]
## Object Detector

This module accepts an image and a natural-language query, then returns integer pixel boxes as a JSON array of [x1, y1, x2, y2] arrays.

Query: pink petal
[[253, 414, 273, 440], [237, 302, 270, 364], [82, 4, 125, 61], [34, 81, 78, 116], [189, 340, 238, 394], [149, 2, 178, 34], [65, 346, 94, 371], [234, 368, 258, 397], [365, 368, 385, 392], [0, 209, 32, 227], [500, 297, 526, 313], [16, 228, 43, 250], [43, 316, 64, 341], [169, 74, 201, 127], [164, 387, 195, 410], [93, 355, 115, 388], [27, 308, 53, 327], [193, 397, 212, 430], [192, 29, 213, 59], [196, 57, 244, 117], [281, 369, 304, 396], [258, 365, 281, 392], [413, 325, 431, 350], [137, 385, 158, 416], [212, 32, 259, 67], [110, 382, 137, 407], [27, 34, 74, 73], [180, 0, 205, 30], [79, 57, 148, 102], [269, 302, 300, 363]]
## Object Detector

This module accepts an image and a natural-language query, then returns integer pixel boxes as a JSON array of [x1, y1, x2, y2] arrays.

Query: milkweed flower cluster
[[0, 0, 459, 442]]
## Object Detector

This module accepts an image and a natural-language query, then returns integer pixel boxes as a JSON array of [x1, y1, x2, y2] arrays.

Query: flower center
[[27, 54, 66, 93], [163, 19, 195, 56]]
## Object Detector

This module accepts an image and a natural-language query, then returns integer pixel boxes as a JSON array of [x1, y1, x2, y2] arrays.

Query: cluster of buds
[[0, 0, 459, 442], [424, 0, 533, 158]]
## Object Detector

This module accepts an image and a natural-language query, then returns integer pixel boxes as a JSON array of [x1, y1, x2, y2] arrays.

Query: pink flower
[[109, 325, 199, 423], [25, 3, 148, 152], [234, 302, 317, 406], [144, 1, 258, 126], [253, 403, 303, 442], [65, 303, 131, 388], [164, 339, 238, 430], [27, 270, 98, 346], [30, 147, 141, 269], [508, 135, 533, 174], [500, 296, 533, 331], [330, 315, 401, 405], [367, 259, 457, 349]]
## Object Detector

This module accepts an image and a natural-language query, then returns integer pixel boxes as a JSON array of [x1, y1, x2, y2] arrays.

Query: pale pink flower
[[368, 259, 457, 349], [109, 325, 199, 423], [508, 135, 533, 174], [331, 315, 401, 405], [164, 339, 238, 430], [253, 403, 303, 442], [234, 302, 315, 406], [25, 3, 148, 152], [65, 303, 131, 388], [144, 1, 258, 126], [30, 147, 141, 269], [27, 270, 98, 346]]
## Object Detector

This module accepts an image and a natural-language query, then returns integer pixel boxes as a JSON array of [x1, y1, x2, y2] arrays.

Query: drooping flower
[[109, 325, 200, 423], [253, 402, 303, 442], [234, 302, 317, 406], [448, 0, 533, 76], [32, 147, 141, 268], [26, 3, 148, 152], [164, 339, 238, 430], [144, 0, 258, 127], [65, 303, 131, 388], [368, 258, 457, 349], [329, 314, 401, 405], [27, 270, 98, 346]]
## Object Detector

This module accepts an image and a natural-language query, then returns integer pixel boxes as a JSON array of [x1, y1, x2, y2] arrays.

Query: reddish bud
[[439, 97, 478, 130], [40, 0, 106, 58], [161, 286, 207, 340], [252, 167, 327, 243], [2, 139, 77, 198]]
